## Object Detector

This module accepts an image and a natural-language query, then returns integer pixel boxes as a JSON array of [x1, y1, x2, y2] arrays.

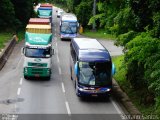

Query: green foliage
[[75, 1, 92, 27], [129, 0, 153, 32], [0, 0, 19, 31], [150, 13, 160, 38], [11, 0, 34, 27], [115, 31, 137, 47], [113, 7, 135, 34]]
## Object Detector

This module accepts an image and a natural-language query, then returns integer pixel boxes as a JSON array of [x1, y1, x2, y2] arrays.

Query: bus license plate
[[92, 94, 98, 97], [35, 74, 40, 77]]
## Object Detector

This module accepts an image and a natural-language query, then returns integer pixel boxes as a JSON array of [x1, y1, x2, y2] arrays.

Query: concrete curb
[[0, 35, 17, 70], [112, 78, 142, 119]]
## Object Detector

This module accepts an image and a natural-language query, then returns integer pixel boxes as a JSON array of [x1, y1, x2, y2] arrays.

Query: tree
[[11, 0, 34, 27], [0, 0, 19, 31]]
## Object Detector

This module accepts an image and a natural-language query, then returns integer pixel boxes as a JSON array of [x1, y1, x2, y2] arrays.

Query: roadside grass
[[17, 30, 25, 42], [112, 55, 155, 115], [81, 29, 116, 40], [0, 30, 25, 51], [0, 32, 13, 49]]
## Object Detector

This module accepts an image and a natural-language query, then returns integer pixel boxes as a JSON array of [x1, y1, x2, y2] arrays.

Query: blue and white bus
[[70, 38, 116, 98], [60, 13, 79, 40]]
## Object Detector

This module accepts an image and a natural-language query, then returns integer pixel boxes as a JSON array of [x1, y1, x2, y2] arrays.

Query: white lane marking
[[110, 98, 122, 114], [16, 56, 22, 69], [56, 42, 58, 47], [59, 67, 62, 75], [57, 55, 59, 63], [14, 104, 17, 113], [56, 49, 59, 55], [17, 88, 21, 96], [65, 101, 71, 115], [61, 82, 65, 93], [19, 78, 23, 85]]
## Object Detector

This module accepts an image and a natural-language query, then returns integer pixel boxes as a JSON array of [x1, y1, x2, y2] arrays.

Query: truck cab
[[22, 32, 54, 80]]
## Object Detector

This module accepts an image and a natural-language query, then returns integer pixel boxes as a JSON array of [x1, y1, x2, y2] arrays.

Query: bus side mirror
[[21, 47, 25, 55], [112, 63, 116, 75], [74, 61, 78, 75], [52, 49, 55, 55], [77, 23, 80, 28]]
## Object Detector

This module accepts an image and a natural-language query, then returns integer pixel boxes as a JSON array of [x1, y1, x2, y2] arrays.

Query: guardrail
[[0, 35, 17, 70]]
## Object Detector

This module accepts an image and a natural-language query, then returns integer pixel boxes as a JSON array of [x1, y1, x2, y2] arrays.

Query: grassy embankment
[[81, 29, 116, 40], [0, 30, 25, 50], [82, 29, 155, 115]]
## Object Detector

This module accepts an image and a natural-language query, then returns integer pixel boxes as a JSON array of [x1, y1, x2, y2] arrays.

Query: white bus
[[60, 13, 79, 40]]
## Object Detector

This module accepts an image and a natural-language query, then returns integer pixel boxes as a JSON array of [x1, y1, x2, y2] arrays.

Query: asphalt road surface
[[0, 6, 125, 120]]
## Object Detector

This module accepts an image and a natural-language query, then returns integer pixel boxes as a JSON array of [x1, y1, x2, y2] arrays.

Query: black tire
[[46, 76, 51, 80], [70, 67, 73, 80], [24, 76, 28, 80]]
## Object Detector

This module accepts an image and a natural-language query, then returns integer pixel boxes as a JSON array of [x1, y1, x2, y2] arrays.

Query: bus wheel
[[24, 76, 28, 80], [70, 68, 73, 80], [46, 76, 51, 80], [75, 81, 80, 97]]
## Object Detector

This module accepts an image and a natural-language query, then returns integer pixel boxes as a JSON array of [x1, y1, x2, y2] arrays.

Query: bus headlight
[[106, 88, 111, 92], [24, 68, 28, 73], [47, 69, 50, 74]]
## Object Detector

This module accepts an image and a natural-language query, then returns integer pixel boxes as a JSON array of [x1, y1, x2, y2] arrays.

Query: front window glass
[[25, 48, 51, 58], [61, 22, 77, 34], [78, 62, 111, 86]]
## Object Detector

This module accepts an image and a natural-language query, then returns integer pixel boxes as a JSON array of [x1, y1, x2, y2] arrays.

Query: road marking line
[[65, 101, 71, 115], [57, 55, 59, 63], [110, 98, 122, 114], [17, 88, 21, 96], [56, 42, 58, 47], [16, 56, 22, 69], [14, 104, 17, 113], [61, 82, 65, 93], [19, 78, 23, 85], [59, 67, 62, 75], [56, 49, 59, 55]]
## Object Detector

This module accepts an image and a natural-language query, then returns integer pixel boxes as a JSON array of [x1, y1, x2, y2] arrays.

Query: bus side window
[[70, 43, 76, 63]]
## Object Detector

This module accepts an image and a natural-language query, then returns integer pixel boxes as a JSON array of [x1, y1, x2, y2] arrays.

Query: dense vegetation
[[0, 0, 34, 32], [53, 0, 160, 115]]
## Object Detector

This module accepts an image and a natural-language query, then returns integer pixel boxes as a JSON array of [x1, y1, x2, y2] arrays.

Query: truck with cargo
[[37, 7, 52, 23], [29, 18, 50, 25], [26, 24, 51, 34], [22, 32, 54, 80]]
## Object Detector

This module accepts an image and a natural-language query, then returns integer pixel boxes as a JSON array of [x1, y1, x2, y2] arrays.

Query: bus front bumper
[[60, 33, 77, 39], [77, 86, 112, 97]]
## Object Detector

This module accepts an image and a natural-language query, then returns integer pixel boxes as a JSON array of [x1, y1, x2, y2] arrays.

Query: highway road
[[0, 6, 125, 120]]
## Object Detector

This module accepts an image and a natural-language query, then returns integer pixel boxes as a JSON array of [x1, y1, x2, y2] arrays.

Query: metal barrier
[[0, 35, 17, 70]]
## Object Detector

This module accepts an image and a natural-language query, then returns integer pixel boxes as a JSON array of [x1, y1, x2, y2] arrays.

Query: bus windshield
[[78, 61, 111, 86], [61, 22, 77, 34], [25, 48, 51, 58]]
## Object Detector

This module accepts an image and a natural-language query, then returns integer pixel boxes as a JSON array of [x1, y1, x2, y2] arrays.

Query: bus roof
[[61, 13, 77, 22], [25, 32, 52, 45], [72, 38, 111, 62]]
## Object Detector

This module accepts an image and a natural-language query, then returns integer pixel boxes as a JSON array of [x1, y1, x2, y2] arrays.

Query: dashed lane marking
[[61, 82, 65, 93], [19, 78, 23, 85], [58, 67, 62, 75], [65, 101, 71, 115], [17, 88, 21, 96]]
